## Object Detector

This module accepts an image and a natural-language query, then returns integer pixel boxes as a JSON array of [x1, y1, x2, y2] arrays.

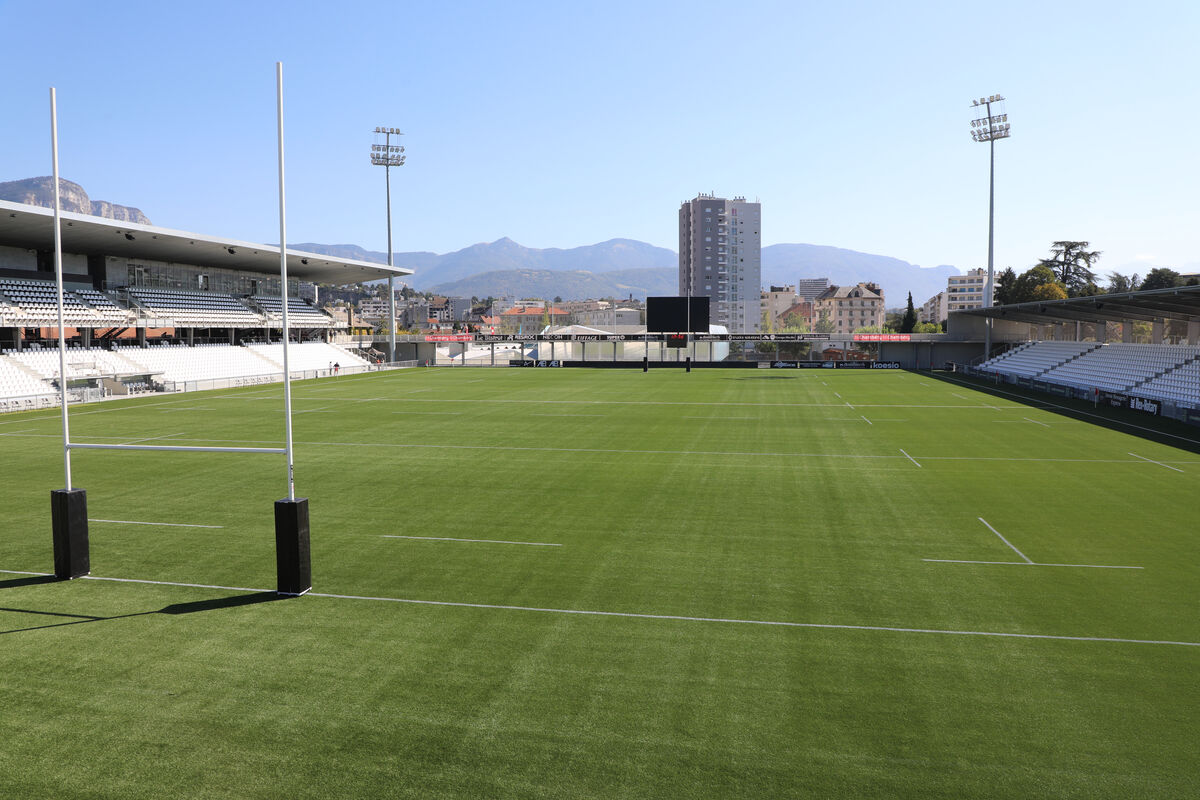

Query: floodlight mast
[[370, 127, 406, 363], [970, 94, 1010, 357]]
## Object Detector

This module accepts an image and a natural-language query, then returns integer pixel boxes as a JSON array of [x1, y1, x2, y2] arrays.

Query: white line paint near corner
[[978, 517, 1033, 564], [1128, 452, 1184, 473], [1024, 417, 1051, 428], [860, 415, 873, 425], [922, 559, 1142, 570], [899, 448, 921, 467]]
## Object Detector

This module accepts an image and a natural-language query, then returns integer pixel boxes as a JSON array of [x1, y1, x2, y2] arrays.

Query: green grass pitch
[[1, 367, 1198, 798]]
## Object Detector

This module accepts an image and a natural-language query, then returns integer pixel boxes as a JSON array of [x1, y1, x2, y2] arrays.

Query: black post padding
[[274, 497, 311, 596], [643, 356, 648, 373], [686, 356, 691, 373], [51, 488, 90, 579]]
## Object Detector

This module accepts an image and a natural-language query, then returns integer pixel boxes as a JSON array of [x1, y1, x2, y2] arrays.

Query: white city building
[[678, 194, 762, 332]]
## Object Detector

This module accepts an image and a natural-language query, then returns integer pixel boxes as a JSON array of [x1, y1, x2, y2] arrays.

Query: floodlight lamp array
[[374, 127, 402, 135]]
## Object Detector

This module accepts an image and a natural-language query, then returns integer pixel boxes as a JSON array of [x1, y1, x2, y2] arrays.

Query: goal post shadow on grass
[[46, 67, 311, 597]]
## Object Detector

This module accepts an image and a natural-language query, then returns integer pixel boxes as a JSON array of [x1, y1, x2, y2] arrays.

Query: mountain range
[[2, 176, 960, 304], [293, 238, 960, 304]]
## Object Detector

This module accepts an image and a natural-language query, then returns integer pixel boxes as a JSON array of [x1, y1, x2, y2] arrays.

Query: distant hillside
[[292, 237, 676, 289], [0, 177, 151, 224], [427, 268, 676, 301]]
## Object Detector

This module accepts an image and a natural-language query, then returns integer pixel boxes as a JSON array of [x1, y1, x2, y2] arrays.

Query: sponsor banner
[[729, 333, 829, 341], [837, 361, 869, 369], [1128, 396, 1160, 416], [425, 334, 473, 342], [853, 333, 911, 342], [770, 361, 799, 368], [869, 361, 902, 369]]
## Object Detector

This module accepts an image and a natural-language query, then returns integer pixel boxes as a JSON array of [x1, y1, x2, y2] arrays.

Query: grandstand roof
[[958, 285, 1200, 325], [0, 199, 410, 285]]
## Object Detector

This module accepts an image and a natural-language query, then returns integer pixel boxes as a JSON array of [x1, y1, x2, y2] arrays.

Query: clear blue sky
[[3, 0, 1198, 279]]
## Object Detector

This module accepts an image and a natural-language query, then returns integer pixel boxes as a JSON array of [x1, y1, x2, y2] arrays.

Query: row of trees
[[992, 241, 1198, 305]]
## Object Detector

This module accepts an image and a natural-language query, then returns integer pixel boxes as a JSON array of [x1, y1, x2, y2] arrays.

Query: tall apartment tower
[[678, 193, 761, 332]]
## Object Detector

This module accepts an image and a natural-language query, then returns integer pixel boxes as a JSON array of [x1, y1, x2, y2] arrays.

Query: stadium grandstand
[[0, 197, 409, 410], [953, 285, 1200, 424]]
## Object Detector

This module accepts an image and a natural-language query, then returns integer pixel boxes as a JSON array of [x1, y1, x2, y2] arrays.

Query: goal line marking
[[381, 535, 561, 547], [0, 569, 1190, 648], [88, 519, 225, 529]]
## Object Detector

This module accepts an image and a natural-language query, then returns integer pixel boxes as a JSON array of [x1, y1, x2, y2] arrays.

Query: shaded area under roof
[[0, 199, 410, 285], [956, 285, 1200, 325]]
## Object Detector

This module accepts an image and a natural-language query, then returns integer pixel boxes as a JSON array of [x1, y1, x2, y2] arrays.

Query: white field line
[[382, 535, 561, 547], [952, 392, 973, 401], [860, 415, 873, 425], [923, 559, 1143, 569], [118, 432, 183, 446], [390, 411, 463, 415], [1024, 417, 1051, 428], [1128, 452, 1185, 473], [978, 517, 1033, 563], [834, 392, 842, 399], [529, 413, 607, 418], [936, 373, 1200, 447], [682, 416, 758, 420], [1, 568, 1192, 648], [845, 401, 855, 410], [6, 430, 1200, 468], [89, 519, 225, 529], [899, 448, 921, 467]]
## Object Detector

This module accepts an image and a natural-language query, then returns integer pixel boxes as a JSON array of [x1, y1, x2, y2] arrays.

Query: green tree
[[913, 321, 941, 334], [1011, 265, 1062, 303], [1140, 267, 1181, 291], [1105, 272, 1141, 293], [993, 267, 1018, 305], [1037, 241, 1102, 297], [814, 309, 836, 334], [1030, 282, 1068, 301], [900, 292, 917, 333]]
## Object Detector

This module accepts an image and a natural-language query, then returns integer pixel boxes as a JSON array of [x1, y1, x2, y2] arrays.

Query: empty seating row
[[245, 342, 369, 373], [128, 288, 264, 325], [981, 341, 1098, 378], [251, 295, 333, 327]]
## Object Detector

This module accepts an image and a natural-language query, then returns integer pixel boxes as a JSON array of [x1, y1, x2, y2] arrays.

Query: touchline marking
[[390, 411, 463, 415], [89, 519, 225, 529], [860, 415, 873, 425], [1024, 417, 1051, 428], [381, 535, 561, 547], [979, 517, 1033, 563], [2, 569, 1190, 649], [899, 448, 921, 467], [936, 373, 1200, 447], [1129, 452, 1184, 473], [923, 559, 1142, 569]]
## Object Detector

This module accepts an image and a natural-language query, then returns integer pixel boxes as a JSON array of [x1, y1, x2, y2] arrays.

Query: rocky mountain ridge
[[0, 177, 151, 225]]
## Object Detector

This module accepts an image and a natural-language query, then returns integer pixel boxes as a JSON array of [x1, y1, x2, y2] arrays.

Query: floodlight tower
[[970, 94, 1010, 356], [370, 127, 406, 363]]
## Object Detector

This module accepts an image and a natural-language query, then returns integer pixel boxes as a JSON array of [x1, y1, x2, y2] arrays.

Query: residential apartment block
[[813, 282, 886, 336], [678, 193, 761, 332], [795, 277, 831, 302], [947, 268, 989, 313]]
